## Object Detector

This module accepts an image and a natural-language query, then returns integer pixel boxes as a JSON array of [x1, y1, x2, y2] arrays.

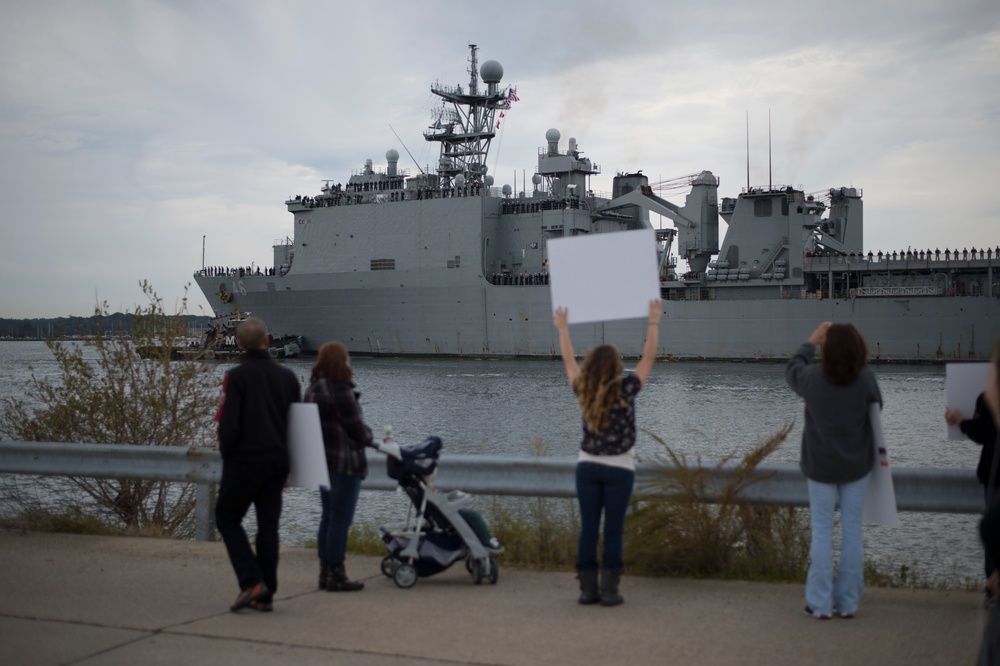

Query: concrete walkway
[[0, 530, 986, 665]]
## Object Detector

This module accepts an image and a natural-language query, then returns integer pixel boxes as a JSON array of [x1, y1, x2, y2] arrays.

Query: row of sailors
[[293, 185, 488, 208], [200, 266, 274, 278], [488, 272, 549, 286], [807, 247, 1000, 261], [295, 194, 363, 207]]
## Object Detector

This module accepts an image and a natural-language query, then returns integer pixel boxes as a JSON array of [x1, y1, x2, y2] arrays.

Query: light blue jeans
[[806, 473, 870, 615]]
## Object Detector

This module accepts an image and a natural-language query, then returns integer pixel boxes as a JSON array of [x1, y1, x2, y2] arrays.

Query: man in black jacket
[[216, 317, 301, 612], [976, 356, 1000, 664], [946, 391, 999, 583]]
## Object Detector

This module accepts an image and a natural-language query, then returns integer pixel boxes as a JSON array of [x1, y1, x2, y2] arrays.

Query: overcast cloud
[[1, 0, 997, 317]]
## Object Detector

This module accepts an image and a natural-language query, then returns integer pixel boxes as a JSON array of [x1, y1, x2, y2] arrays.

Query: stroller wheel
[[393, 563, 418, 589], [471, 558, 485, 585], [464, 554, 474, 574], [380, 555, 397, 578], [488, 556, 499, 585]]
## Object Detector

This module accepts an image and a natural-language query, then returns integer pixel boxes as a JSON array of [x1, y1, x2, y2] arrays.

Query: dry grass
[[625, 423, 810, 581]]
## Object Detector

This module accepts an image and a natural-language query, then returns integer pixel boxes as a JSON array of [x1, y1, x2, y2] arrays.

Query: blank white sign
[[286, 403, 332, 489], [944, 362, 991, 440], [547, 228, 660, 324]]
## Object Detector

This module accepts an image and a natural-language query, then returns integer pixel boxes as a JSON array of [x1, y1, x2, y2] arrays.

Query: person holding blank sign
[[554, 299, 662, 607], [977, 350, 1000, 663]]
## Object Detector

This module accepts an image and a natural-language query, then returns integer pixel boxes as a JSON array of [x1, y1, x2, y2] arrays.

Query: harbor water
[[0, 340, 987, 586]]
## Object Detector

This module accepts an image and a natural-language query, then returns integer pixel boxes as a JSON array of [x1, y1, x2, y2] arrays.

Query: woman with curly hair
[[786, 321, 882, 620], [553, 299, 662, 606]]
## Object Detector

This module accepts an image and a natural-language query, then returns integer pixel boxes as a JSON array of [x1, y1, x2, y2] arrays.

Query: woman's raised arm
[[634, 299, 662, 386], [553, 307, 579, 386]]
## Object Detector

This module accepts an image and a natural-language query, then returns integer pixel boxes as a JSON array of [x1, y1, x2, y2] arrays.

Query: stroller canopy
[[388, 436, 442, 481]]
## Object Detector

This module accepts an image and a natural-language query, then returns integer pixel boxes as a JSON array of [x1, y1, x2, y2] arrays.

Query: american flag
[[507, 87, 519, 102]]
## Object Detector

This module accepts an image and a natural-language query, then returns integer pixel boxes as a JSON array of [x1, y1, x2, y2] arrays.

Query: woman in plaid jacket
[[305, 341, 376, 592]]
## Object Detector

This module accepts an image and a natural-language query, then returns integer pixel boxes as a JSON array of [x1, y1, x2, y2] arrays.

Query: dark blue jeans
[[215, 458, 289, 599], [986, 485, 996, 581], [318, 472, 362, 564], [576, 462, 634, 571]]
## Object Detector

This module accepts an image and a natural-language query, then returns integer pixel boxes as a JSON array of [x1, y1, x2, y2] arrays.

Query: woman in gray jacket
[[786, 321, 882, 620]]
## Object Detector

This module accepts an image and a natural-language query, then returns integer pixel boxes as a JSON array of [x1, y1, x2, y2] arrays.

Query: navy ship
[[194, 45, 999, 362]]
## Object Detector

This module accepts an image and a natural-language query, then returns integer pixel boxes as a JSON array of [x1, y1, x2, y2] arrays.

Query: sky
[[1, 0, 998, 318]]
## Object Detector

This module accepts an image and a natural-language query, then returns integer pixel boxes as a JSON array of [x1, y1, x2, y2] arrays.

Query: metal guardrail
[[0, 441, 985, 541]]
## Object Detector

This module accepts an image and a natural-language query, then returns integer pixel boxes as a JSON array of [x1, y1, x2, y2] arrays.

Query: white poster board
[[286, 403, 331, 490], [547, 228, 660, 324], [945, 363, 991, 440], [863, 404, 899, 527]]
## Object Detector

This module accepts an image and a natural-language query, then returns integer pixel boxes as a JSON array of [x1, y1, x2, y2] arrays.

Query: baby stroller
[[379, 436, 504, 588]]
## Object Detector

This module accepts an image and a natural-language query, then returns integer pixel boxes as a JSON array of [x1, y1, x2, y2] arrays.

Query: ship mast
[[424, 44, 511, 189]]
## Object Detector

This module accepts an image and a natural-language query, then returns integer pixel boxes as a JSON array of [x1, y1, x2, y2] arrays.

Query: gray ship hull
[[193, 270, 1000, 361]]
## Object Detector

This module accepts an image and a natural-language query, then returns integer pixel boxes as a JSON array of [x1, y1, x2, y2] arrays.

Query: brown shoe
[[249, 599, 273, 612], [230, 582, 270, 612]]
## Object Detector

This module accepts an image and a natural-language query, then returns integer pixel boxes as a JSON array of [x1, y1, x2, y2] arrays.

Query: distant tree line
[[0, 313, 215, 339]]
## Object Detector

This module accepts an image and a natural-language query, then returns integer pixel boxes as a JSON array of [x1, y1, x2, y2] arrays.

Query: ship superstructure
[[194, 45, 999, 361]]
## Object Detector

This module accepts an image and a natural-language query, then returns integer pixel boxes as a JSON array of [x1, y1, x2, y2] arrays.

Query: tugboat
[[199, 311, 301, 360], [137, 310, 300, 361]]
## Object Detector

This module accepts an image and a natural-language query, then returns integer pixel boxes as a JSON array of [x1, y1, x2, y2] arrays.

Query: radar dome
[[502, 184, 512, 196], [545, 128, 561, 142], [386, 149, 399, 162], [531, 174, 542, 185], [480, 60, 503, 83], [693, 170, 716, 186], [454, 174, 466, 187], [485, 175, 494, 186]]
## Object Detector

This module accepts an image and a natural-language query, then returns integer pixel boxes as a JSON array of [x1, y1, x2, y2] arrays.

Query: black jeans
[[216, 458, 289, 599]]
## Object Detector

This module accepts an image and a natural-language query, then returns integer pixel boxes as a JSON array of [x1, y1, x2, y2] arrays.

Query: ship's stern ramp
[[596, 170, 720, 274]]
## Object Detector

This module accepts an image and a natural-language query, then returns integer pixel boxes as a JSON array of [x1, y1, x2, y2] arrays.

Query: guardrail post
[[194, 482, 217, 542]]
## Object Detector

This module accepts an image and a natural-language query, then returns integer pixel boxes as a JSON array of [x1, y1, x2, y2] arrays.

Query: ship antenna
[[745, 111, 750, 191], [389, 124, 425, 175], [768, 109, 772, 192]]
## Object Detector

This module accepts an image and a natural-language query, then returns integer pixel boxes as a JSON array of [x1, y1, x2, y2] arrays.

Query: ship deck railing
[[851, 286, 945, 298], [805, 254, 998, 268]]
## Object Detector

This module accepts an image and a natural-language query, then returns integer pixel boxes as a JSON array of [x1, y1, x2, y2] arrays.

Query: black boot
[[326, 563, 364, 592], [318, 559, 329, 590], [600, 568, 624, 607], [577, 569, 600, 605]]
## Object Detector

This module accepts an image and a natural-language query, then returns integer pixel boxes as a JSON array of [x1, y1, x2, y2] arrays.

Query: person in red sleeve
[[215, 317, 300, 612]]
